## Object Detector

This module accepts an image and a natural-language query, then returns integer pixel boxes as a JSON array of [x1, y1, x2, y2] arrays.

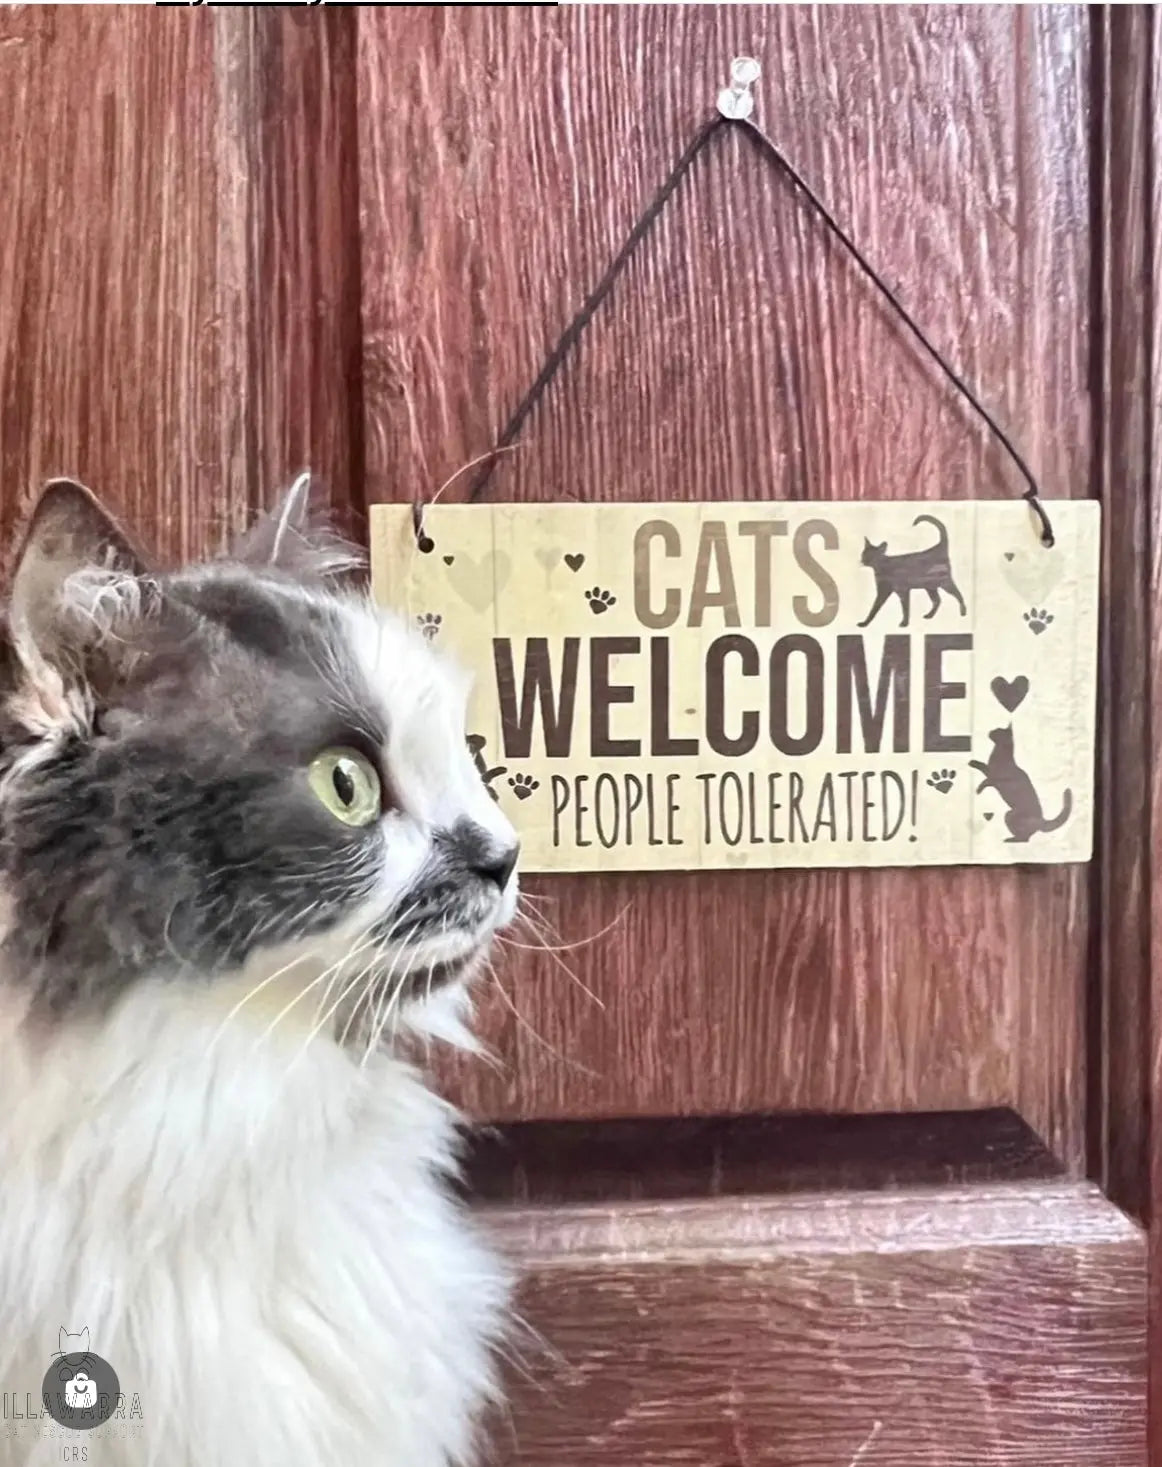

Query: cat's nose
[[472, 842, 519, 892], [443, 820, 519, 891]]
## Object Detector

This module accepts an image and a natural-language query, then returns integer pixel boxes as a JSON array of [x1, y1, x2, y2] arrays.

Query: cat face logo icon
[[65, 1372, 97, 1409], [41, 1326, 121, 1429]]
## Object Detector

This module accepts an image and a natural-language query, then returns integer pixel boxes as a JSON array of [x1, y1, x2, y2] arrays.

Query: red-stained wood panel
[[357, 6, 1092, 1156], [0, 8, 360, 562], [1150, 10, 1162, 1453], [488, 1182, 1145, 1467], [1086, 9, 1162, 1458]]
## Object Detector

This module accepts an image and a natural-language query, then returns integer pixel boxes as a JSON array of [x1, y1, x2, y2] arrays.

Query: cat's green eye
[[308, 748, 382, 828]]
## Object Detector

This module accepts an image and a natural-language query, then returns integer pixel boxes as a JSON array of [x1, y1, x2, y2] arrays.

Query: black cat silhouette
[[969, 726, 1072, 842], [858, 514, 966, 628], [465, 734, 506, 802]]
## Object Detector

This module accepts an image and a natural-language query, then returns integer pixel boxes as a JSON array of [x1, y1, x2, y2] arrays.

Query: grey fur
[[0, 480, 510, 1019]]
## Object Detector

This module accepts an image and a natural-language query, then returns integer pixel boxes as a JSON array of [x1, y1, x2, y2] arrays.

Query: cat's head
[[57, 1326, 91, 1360], [989, 725, 1014, 752], [0, 477, 518, 1037], [860, 537, 888, 566]]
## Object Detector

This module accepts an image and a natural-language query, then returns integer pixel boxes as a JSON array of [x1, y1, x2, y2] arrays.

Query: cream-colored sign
[[370, 501, 1099, 872]]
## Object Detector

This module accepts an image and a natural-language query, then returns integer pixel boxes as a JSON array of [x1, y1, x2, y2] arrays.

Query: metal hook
[[717, 57, 761, 121]]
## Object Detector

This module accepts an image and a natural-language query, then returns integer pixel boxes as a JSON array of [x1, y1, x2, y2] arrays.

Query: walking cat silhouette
[[969, 726, 1072, 842], [858, 514, 967, 627]]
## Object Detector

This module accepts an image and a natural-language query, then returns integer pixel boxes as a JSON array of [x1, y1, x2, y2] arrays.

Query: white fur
[[0, 590, 518, 1465], [0, 978, 510, 1467]]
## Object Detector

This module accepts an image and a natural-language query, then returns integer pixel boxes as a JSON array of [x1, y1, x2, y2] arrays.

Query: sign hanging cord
[[458, 58, 1055, 549]]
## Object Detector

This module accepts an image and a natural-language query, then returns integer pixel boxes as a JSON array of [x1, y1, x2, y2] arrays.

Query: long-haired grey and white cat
[[0, 475, 517, 1465]]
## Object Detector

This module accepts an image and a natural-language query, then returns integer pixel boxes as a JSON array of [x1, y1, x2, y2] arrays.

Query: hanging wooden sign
[[370, 501, 1099, 873]]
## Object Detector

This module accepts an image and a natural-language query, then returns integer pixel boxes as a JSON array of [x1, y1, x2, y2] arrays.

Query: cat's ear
[[230, 472, 363, 582], [79, 1327, 90, 1354], [8, 479, 154, 673], [58, 1328, 68, 1355]]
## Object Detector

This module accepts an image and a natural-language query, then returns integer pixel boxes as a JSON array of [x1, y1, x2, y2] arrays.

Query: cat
[[969, 725, 1073, 842], [858, 514, 967, 628], [466, 734, 507, 802], [55, 1327, 91, 1362], [52, 1328, 96, 1383], [0, 476, 519, 1467]]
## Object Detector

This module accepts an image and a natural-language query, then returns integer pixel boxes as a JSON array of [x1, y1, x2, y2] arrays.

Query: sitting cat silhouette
[[969, 726, 1072, 842], [858, 514, 967, 627]]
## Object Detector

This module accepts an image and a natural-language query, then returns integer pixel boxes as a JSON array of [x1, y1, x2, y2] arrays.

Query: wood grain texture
[[0, 8, 360, 564], [1151, 11, 1162, 1459], [1088, 10, 1162, 1457], [486, 1181, 1145, 1465], [358, 6, 1092, 1153], [1091, 3, 1153, 1224], [467, 1107, 1064, 1205]]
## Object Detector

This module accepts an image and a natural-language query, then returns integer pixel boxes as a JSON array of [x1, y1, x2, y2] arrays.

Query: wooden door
[[1, 6, 1156, 1463]]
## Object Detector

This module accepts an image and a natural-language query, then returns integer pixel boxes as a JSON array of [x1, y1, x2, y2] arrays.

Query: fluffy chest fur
[[0, 985, 510, 1467]]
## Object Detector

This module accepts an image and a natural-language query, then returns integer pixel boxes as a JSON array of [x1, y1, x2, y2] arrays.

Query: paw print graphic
[[927, 769, 956, 794], [586, 587, 616, 615], [415, 612, 442, 642], [1024, 608, 1054, 635], [508, 773, 540, 802]]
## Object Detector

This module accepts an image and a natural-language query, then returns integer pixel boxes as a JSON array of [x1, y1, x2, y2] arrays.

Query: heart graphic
[[443, 555, 455, 566], [999, 547, 1063, 606], [983, 811, 995, 822], [564, 552, 585, 572], [990, 675, 1029, 713], [534, 546, 559, 573], [445, 549, 511, 612]]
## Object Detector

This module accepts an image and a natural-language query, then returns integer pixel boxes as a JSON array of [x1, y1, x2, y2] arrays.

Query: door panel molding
[[491, 1182, 1145, 1466]]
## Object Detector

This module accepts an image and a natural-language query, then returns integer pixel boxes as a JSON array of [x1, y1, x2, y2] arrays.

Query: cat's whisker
[[336, 933, 398, 1050], [363, 967, 407, 1066], [277, 937, 387, 1090], [301, 964, 376, 1066], [352, 926, 400, 1058], [250, 961, 348, 1056], [208, 947, 320, 1055], [497, 905, 623, 1011], [509, 901, 629, 954], [496, 929, 605, 1012], [317, 922, 397, 1052], [514, 894, 632, 954], [337, 901, 421, 1051], [484, 961, 601, 1081], [359, 938, 411, 1068], [309, 931, 361, 1035], [358, 956, 395, 1060], [262, 922, 384, 1062], [358, 926, 425, 1067]]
